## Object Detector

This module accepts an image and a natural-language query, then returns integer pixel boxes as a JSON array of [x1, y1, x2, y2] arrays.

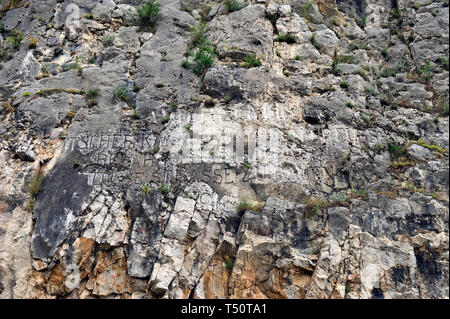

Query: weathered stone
[[0, 0, 448, 300]]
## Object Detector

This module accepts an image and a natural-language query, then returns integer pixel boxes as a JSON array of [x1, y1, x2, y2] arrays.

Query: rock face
[[0, 0, 448, 299]]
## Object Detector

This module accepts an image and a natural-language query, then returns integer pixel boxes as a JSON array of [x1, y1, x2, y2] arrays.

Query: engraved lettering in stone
[[100, 134, 109, 148], [90, 135, 99, 149]]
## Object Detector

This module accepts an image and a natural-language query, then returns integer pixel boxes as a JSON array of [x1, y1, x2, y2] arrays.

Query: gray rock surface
[[0, 0, 448, 299]]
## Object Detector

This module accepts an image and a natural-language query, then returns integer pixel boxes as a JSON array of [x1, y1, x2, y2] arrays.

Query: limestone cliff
[[0, 0, 448, 299]]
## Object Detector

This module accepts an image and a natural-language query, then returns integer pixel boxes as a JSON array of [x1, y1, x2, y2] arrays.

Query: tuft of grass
[[387, 141, 408, 162], [311, 34, 321, 50], [354, 189, 368, 199], [141, 185, 151, 195], [113, 84, 130, 102], [339, 81, 349, 89], [275, 34, 299, 44], [241, 53, 262, 68], [136, 1, 161, 28], [86, 88, 100, 99], [223, 0, 247, 12], [101, 34, 115, 47], [440, 56, 449, 70], [133, 111, 141, 119], [160, 115, 170, 124], [331, 54, 355, 75], [5, 29, 24, 50], [416, 60, 432, 83], [181, 59, 190, 68], [159, 183, 170, 194], [193, 43, 215, 75], [190, 21, 208, 47], [304, 197, 329, 217], [236, 201, 264, 213], [317, 85, 336, 94], [26, 172, 44, 212], [224, 257, 234, 271], [413, 139, 447, 154], [300, 2, 313, 20], [66, 109, 76, 119], [36, 88, 84, 97]]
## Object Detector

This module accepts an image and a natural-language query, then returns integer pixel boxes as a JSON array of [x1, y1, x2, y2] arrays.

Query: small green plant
[[84, 13, 94, 19], [440, 56, 449, 70], [330, 192, 347, 205], [300, 2, 313, 20], [417, 60, 432, 83], [346, 102, 354, 109], [86, 88, 100, 99], [241, 53, 262, 68], [413, 139, 447, 154], [136, 1, 161, 28], [23, 92, 31, 97], [223, 0, 247, 12], [295, 55, 303, 61], [331, 55, 354, 75], [275, 34, 299, 44], [317, 85, 336, 94], [66, 109, 77, 119], [311, 34, 321, 50], [160, 115, 170, 124], [141, 185, 151, 194], [26, 172, 44, 211], [28, 172, 44, 199], [101, 34, 115, 47], [133, 111, 141, 119], [113, 84, 130, 102], [362, 114, 371, 123], [181, 59, 190, 68], [152, 145, 160, 153], [193, 43, 215, 75], [339, 81, 349, 89], [71, 159, 80, 168], [170, 102, 178, 111], [224, 96, 232, 104], [304, 197, 329, 217], [381, 48, 388, 58], [5, 29, 24, 50], [159, 183, 170, 194], [236, 201, 264, 213], [224, 257, 234, 271], [356, 15, 368, 28], [190, 21, 208, 47], [345, 282, 351, 294], [354, 189, 368, 198], [387, 141, 407, 160], [184, 124, 191, 131]]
